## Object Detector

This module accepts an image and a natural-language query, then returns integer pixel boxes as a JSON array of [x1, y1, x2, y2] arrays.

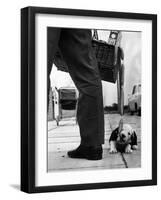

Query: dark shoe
[[67, 145, 103, 160]]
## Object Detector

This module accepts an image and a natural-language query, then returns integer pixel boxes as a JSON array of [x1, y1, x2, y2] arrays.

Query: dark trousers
[[48, 28, 104, 146]]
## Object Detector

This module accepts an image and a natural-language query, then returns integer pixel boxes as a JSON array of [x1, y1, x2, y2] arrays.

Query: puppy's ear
[[109, 128, 119, 142], [118, 118, 123, 133], [131, 130, 137, 146]]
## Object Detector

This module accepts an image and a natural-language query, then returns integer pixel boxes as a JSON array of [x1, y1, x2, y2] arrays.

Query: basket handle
[[93, 29, 99, 40]]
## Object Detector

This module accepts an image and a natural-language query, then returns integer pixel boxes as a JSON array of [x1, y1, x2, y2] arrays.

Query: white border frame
[[35, 14, 152, 187]]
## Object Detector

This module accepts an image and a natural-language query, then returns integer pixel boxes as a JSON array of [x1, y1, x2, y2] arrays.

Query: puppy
[[109, 119, 138, 153]]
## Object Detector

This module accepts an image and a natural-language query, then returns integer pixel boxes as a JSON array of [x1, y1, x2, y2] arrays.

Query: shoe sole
[[87, 156, 102, 160], [68, 153, 102, 160]]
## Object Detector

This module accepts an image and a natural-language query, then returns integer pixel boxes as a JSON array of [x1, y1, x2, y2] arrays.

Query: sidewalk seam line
[[120, 153, 128, 168]]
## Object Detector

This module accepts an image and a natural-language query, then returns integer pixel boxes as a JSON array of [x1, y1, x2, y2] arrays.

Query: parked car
[[128, 84, 141, 116]]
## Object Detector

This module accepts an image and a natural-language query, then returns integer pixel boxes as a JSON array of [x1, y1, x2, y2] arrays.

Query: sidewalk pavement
[[48, 113, 141, 172]]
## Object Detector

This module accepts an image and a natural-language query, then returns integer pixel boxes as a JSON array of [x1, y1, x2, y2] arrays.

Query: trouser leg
[[47, 28, 61, 107], [59, 29, 104, 146]]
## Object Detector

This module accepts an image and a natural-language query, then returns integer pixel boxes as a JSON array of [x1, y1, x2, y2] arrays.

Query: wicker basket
[[92, 38, 118, 83], [53, 30, 120, 83]]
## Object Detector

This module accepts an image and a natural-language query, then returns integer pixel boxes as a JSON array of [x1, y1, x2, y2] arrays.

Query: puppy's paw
[[125, 144, 133, 153], [109, 141, 117, 153], [132, 145, 138, 150], [125, 148, 133, 153], [109, 148, 118, 154]]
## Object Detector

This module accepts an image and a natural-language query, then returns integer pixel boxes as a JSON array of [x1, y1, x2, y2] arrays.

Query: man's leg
[[59, 29, 104, 159]]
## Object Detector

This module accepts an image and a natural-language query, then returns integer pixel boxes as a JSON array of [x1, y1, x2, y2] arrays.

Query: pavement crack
[[120, 153, 128, 168]]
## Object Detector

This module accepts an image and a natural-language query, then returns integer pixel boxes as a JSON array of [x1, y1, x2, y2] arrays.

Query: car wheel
[[135, 103, 138, 112], [138, 109, 141, 116], [130, 111, 134, 115], [128, 105, 132, 115]]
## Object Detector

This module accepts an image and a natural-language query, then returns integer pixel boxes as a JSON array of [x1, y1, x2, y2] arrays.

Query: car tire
[[130, 111, 134, 115], [128, 105, 132, 115], [135, 103, 138, 112], [138, 109, 141, 116]]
